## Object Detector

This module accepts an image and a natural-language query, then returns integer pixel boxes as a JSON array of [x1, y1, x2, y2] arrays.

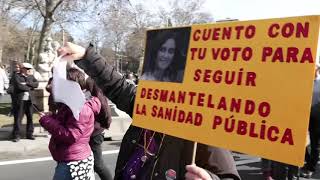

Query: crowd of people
[[1, 39, 319, 180], [37, 42, 242, 180]]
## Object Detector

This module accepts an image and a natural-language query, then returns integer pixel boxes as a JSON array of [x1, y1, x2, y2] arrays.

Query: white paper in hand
[[52, 59, 85, 120]]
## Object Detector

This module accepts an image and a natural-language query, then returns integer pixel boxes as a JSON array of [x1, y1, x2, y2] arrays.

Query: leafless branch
[[52, 0, 63, 13], [34, 0, 45, 17]]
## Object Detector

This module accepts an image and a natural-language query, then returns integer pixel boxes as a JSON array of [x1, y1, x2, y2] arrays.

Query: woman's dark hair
[[144, 30, 182, 81], [86, 77, 112, 129], [66, 68, 86, 90], [67, 68, 112, 128], [142, 28, 192, 82]]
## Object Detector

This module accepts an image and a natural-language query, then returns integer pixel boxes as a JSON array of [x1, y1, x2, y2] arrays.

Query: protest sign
[[133, 15, 320, 166]]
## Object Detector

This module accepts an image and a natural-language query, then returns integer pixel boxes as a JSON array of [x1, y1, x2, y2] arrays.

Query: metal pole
[[62, 29, 65, 44]]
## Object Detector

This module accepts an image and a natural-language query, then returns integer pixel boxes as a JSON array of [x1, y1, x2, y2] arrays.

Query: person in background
[[133, 73, 139, 85], [40, 68, 100, 180], [272, 161, 298, 180], [11, 63, 39, 142], [261, 159, 274, 180], [7, 63, 20, 117], [300, 65, 320, 178], [45, 68, 58, 114], [0, 64, 9, 96], [125, 72, 136, 85], [58, 42, 241, 180], [86, 77, 113, 180]]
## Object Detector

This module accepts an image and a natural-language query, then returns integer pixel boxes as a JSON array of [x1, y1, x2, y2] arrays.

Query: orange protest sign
[[132, 15, 320, 166]]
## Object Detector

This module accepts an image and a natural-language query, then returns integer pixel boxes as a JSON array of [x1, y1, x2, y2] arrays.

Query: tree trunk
[[27, 36, 36, 64], [30, 41, 36, 65], [36, 17, 53, 68], [27, 20, 39, 64], [0, 22, 3, 63], [0, 46, 2, 63], [26, 32, 34, 63]]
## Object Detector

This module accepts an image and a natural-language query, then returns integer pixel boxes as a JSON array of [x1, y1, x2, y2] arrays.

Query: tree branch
[[34, 0, 45, 17], [52, 0, 63, 13], [15, 8, 34, 24]]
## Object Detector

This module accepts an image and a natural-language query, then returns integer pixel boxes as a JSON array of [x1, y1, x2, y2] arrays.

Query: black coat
[[75, 45, 241, 180], [12, 72, 39, 103]]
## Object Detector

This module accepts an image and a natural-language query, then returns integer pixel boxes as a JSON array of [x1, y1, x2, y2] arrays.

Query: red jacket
[[40, 97, 101, 162]]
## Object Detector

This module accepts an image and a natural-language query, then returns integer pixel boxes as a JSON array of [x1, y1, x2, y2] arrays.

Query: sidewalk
[[0, 104, 132, 161], [0, 125, 50, 161]]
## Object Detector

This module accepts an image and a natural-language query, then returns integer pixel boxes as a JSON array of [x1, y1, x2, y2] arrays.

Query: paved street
[[0, 141, 319, 180], [0, 95, 319, 180], [234, 152, 320, 180], [0, 151, 117, 180]]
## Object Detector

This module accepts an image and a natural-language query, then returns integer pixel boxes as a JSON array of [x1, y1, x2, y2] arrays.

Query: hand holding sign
[[58, 42, 86, 61], [39, 111, 52, 118], [185, 164, 212, 180]]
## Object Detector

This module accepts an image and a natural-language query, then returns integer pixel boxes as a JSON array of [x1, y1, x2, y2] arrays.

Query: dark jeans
[[89, 132, 112, 180], [12, 100, 34, 137], [272, 162, 298, 180], [305, 104, 320, 172], [53, 162, 72, 180], [10, 94, 17, 115]]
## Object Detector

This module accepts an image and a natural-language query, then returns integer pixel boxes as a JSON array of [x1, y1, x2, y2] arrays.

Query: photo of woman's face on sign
[[141, 27, 191, 83]]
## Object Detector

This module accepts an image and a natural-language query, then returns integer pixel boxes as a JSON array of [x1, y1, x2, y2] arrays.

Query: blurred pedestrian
[[300, 66, 320, 178], [40, 68, 100, 180], [0, 64, 9, 96], [272, 161, 298, 180], [261, 158, 274, 180], [7, 63, 20, 117], [86, 77, 113, 180], [125, 72, 136, 85], [45, 75, 59, 115], [11, 63, 39, 142]]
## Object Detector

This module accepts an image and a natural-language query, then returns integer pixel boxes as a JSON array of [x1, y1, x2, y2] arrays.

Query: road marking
[[0, 149, 261, 166], [102, 149, 119, 155], [235, 158, 261, 166], [0, 157, 53, 166], [0, 150, 119, 166]]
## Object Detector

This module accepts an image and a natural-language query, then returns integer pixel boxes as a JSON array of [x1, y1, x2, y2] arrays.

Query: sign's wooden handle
[[192, 142, 197, 164]]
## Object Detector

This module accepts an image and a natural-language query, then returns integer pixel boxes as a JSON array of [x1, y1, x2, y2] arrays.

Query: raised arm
[[13, 74, 30, 92], [58, 42, 136, 117], [26, 75, 39, 89]]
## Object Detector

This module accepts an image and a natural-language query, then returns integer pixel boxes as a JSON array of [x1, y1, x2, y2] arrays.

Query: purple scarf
[[123, 130, 159, 180]]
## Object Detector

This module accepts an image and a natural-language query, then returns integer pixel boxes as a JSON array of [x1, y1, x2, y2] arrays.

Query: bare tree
[[100, 2, 132, 72], [157, 0, 214, 26], [0, 0, 14, 63], [124, 3, 155, 73], [2, 22, 31, 64], [26, 17, 41, 64], [33, 0, 64, 66]]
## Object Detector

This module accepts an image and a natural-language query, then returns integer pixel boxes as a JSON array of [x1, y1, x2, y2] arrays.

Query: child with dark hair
[[40, 68, 101, 180]]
